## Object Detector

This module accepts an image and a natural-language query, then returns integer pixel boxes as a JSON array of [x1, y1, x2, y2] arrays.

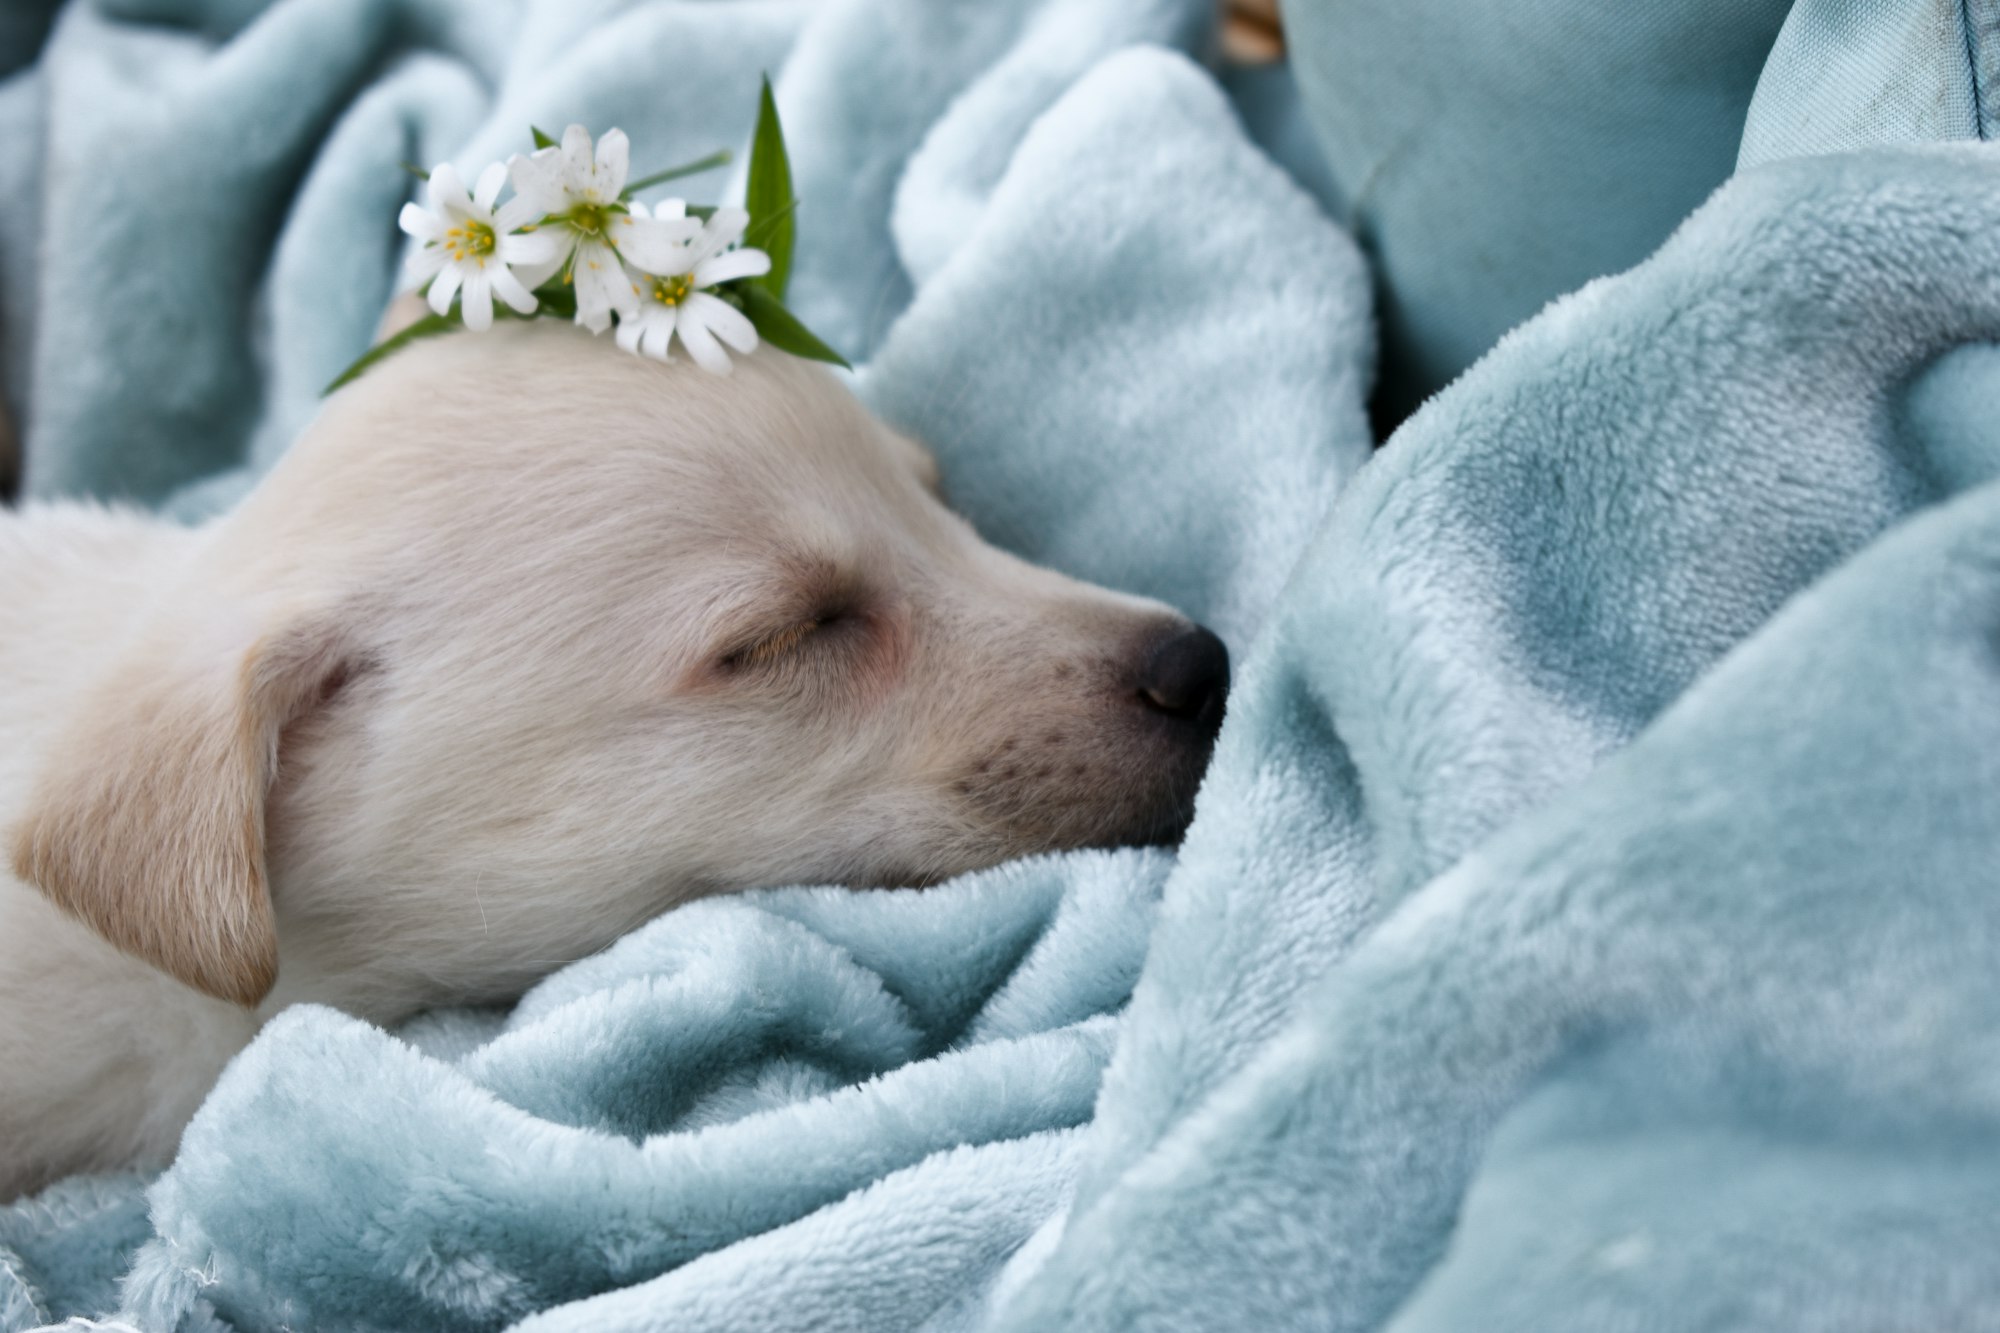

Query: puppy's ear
[[8, 612, 356, 1007]]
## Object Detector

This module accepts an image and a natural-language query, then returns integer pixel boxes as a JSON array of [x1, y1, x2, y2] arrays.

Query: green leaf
[[737, 284, 847, 369], [621, 148, 733, 198], [531, 125, 557, 150], [399, 160, 431, 182], [323, 312, 458, 395], [742, 198, 797, 255], [745, 75, 795, 301]]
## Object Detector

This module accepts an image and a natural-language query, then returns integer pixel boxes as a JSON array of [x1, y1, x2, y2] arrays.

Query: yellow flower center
[[443, 219, 496, 265], [566, 202, 611, 237], [647, 272, 696, 306]]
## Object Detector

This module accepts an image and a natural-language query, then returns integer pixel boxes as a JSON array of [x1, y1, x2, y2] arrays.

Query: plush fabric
[[0, 1177, 151, 1331], [113, 857, 1162, 1332], [996, 138, 2000, 1332], [7, 1, 2000, 1331]]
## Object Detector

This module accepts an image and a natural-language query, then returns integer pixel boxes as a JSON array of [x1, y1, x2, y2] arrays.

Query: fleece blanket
[[5, 1, 2000, 1330]]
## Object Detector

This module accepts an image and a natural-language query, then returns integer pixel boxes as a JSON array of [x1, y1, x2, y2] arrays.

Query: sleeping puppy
[[0, 322, 1228, 1201]]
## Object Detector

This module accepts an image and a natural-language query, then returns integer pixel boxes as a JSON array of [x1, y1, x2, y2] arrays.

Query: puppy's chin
[[857, 732, 1218, 890], [1097, 732, 1218, 850]]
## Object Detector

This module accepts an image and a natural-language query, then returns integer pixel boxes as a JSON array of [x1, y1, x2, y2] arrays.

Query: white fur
[[0, 324, 1218, 1200]]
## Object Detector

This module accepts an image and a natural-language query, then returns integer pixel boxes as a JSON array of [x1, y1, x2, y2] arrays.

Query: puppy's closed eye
[[727, 615, 833, 670], [709, 556, 875, 684]]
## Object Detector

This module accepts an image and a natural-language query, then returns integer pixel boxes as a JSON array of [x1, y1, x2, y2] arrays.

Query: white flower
[[507, 125, 701, 334], [614, 203, 770, 374], [398, 162, 558, 332]]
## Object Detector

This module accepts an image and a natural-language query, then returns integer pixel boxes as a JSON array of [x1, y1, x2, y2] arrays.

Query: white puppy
[[0, 323, 1228, 1201]]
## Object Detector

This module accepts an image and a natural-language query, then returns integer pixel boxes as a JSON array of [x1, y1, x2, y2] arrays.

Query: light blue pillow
[[1740, 0, 1994, 169], [1281, 0, 1793, 419]]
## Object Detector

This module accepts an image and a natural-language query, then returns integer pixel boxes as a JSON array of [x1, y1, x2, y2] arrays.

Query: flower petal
[[508, 149, 571, 213], [652, 197, 687, 222], [460, 268, 495, 331], [509, 248, 567, 292], [687, 291, 757, 352], [613, 215, 700, 274], [594, 127, 629, 198], [490, 264, 537, 316], [615, 310, 646, 355], [473, 161, 508, 211], [405, 243, 450, 283], [398, 202, 444, 241], [619, 259, 652, 298], [498, 229, 563, 267], [696, 207, 749, 261], [427, 163, 473, 219], [693, 247, 771, 289], [559, 125, 596, 195], [426, 262, 463, 316], [494, 195, 542, 234], [676, 300, 731, 374], [640, 306, 677, 361], [571, 240, 635, 331]]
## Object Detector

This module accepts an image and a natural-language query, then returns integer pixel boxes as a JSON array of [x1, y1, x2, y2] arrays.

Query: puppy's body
[[0, 327, 1226, 1199]]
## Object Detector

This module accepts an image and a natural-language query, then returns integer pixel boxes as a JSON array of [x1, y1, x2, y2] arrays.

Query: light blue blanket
[[5, 1, 2000, 1330]]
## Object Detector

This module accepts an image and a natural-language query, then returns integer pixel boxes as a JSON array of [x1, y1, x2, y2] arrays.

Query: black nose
[[1139, 624, 1230, 733]]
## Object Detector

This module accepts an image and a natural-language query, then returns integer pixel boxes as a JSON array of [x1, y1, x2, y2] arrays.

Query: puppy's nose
[[1139, 624, 1230, 732]]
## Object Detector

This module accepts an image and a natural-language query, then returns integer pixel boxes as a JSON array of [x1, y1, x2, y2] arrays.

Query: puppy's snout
[[1138, 624, 1229, 734]]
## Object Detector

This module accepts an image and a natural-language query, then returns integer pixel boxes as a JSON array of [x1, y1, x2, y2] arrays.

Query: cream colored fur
[[0, 324, 1216, 1200]]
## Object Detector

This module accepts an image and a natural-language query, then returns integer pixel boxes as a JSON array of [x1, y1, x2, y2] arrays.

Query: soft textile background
[[4, 1, 2000, 1330], [1740, 0, 1997, 169], [1279, 0, 1796, 419]]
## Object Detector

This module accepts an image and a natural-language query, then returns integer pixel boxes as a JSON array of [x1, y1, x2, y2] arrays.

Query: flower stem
[[621, 148, 733, 198], [324, 312, 459, 394]]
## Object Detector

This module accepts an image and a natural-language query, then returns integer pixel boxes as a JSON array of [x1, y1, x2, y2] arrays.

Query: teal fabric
[[996, 139, 2000, 1331], [9, 1, 2000, 1331], [1280, 0, 1795, 418], [1740, 0, 1996, 168], [121, 856, 1166, 1332], [0, 1177, 150, 1330]]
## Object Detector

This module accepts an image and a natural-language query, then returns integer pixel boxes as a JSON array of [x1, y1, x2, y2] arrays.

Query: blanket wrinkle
[[887, 0, 1213, 290], [992, 141, 2000, 1331], [774, 0, 1053, 364], [7, 2, 2000, 1331], [123, 1007, 1123, 1330], [861, 46, 1371, 648]]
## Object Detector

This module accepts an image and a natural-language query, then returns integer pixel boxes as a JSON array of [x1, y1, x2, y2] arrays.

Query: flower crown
[[329, 81, 843, 392]]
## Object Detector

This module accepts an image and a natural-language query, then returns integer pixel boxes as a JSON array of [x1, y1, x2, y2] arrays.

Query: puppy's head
[[11, 324, 1227, 1013]]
